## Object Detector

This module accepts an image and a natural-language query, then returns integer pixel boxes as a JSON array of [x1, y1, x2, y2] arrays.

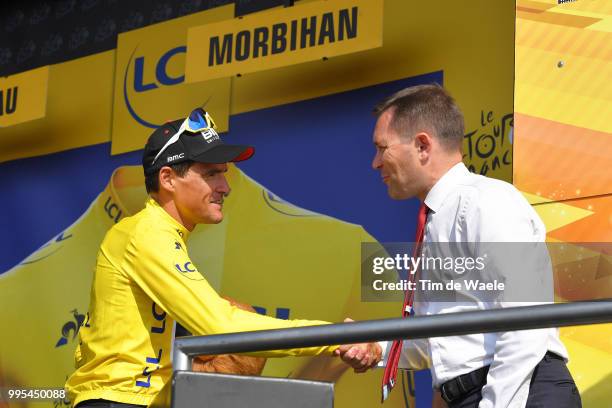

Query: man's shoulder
[[458, 173, 544, 236], [447, 172, 539, 230], [457, 172, 526, 207], [106, 206, 178, 247]]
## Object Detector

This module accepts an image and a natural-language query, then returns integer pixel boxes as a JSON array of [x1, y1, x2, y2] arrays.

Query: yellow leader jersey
[[65, 197, 336, 407]]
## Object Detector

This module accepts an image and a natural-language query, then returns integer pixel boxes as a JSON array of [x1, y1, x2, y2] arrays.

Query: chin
[[387, 189, 403, 200], [388, 188, 411, 201], [210, 212, 224, 224], [200, 212, 224, 224]]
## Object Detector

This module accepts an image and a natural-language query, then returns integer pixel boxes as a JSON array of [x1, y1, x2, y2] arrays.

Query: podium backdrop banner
[[0, 1, 550, 408], [185, 0, 383, 81], [0, 66, 49, 128], [513, 2, 612, 407], [111, 6, 233, 155]]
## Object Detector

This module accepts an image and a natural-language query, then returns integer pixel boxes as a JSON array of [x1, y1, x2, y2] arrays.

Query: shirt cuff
[[376, 341, 390, 368]]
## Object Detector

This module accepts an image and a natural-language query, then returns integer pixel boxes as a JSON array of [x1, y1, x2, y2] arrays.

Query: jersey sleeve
[[122, 225, 337, 357]]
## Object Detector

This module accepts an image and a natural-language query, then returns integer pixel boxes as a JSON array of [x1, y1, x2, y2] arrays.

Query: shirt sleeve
[[377, 339, 430, 371], [123, 224, 338, 358], [467, 186, 551, 408]]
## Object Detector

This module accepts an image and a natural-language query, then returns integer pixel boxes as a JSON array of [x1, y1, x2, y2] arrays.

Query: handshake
[[193, 302, 382, 376], [333, 318, 383, 373]]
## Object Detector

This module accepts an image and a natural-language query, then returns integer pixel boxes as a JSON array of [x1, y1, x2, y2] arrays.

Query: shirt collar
[[424, 162, 470, 213], [145, 198, 190, 240]]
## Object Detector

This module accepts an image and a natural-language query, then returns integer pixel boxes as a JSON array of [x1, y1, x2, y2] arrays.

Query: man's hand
[[333, 318, 383, 373]]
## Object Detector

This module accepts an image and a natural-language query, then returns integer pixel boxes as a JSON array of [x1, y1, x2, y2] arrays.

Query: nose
[[372, 151, 382, 170], [218, 174, 231, 197]]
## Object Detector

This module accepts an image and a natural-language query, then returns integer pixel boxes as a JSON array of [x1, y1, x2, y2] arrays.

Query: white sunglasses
[[152, 108, 217, 165]]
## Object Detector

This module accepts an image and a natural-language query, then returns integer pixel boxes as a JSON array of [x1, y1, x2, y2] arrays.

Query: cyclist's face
[[173, 162, 230, 229]]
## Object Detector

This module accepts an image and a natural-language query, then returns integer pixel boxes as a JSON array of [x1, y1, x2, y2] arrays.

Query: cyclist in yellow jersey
[[65, 109, 382, 408], [0, 154, 414, 408]]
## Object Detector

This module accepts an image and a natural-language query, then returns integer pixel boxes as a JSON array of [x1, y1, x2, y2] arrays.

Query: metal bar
[[173, 300, 612, 370]]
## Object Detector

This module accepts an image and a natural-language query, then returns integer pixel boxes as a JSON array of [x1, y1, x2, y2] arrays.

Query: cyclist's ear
[[158, 166, 176, 193]]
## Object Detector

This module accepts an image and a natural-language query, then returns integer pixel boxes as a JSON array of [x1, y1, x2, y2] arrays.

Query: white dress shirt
[[380, 162, 568, 408]]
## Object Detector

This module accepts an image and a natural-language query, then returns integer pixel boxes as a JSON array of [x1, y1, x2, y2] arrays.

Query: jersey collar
[[145, 198, 191, 240]]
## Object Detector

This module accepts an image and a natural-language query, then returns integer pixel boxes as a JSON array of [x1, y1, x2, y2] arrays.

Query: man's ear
[[158, 167, 175, 192], [414, 132, 433, 157]]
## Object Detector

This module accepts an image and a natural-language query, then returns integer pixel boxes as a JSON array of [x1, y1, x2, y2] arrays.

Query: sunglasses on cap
[[152, 108, 218, 165]]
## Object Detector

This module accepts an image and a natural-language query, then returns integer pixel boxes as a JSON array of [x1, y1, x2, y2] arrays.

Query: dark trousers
[[448, 353, 582, 408], [75, 399, 146, 408]]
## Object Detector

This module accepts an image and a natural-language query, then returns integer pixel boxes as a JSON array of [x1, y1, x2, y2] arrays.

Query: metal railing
[[173, 300, 612, 370]]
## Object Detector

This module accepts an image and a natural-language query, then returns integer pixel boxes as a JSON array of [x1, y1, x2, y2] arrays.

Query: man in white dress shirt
[[339, 85, 581, 407]]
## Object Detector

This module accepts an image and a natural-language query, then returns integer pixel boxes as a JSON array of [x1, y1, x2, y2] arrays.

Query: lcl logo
[[123, 46, 186, 128], [175, 261, 196, 273], [175, 261, 203, 281]]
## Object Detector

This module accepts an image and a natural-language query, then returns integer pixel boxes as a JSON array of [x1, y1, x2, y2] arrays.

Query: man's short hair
[[145, 161, 194, 194], [373, 84, 464, 151]]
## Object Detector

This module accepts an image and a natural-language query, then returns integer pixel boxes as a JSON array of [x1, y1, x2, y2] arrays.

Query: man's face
[[372, 109, 423, 200], [172, 162, 230, 227]]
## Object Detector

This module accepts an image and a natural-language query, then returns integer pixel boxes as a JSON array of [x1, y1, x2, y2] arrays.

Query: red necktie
[[381, 202, 429, 401]]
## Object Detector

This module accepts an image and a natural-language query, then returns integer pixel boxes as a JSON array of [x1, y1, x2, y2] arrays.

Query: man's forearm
[[192, 296, 267, 375]]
